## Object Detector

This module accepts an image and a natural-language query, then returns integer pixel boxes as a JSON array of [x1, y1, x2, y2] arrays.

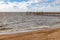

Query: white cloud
[[0, 1, 28, 12], [40, 5, 60, 12], [0, 0, 60, 12], [53, 0, 60, 4], [27, 0, 60, 12], [28, 5, 60, 12], [28, 0, 48, 3]]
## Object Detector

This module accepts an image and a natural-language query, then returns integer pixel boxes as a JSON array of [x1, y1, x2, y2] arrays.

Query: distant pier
[[26, 12, 60, 16], [0, 12, 60, 16]]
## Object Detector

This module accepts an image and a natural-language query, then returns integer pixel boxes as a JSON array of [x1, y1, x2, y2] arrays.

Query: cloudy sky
[[0, 0, 60, 12]]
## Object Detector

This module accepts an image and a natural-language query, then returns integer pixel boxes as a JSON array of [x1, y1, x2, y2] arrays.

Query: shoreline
[[0, 28, 60, 40], [0, 28, 58, 35]]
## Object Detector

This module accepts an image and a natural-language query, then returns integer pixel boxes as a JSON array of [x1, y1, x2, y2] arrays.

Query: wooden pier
[[26, 12, 60, 16]]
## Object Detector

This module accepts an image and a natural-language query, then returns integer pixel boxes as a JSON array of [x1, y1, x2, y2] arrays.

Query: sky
[[0, 0, 60, 12]]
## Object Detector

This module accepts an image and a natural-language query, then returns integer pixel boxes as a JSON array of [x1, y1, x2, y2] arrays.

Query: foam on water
[[0, 13, 60, 34]]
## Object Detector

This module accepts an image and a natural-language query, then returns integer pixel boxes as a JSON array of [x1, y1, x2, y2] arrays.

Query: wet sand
[[0, 28, 60, 40]]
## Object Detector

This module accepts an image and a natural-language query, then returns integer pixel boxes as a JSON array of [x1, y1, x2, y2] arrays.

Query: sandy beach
[[0, 28, 60, 40]]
